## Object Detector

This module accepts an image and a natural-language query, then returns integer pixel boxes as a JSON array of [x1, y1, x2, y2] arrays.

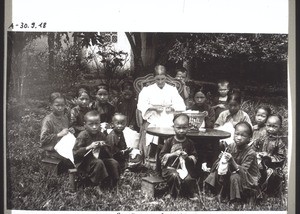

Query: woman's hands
[[86, 141, 105, 150]]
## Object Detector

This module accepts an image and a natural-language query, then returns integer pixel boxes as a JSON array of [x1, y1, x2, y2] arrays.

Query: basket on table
[[182, 110, 208, 132]]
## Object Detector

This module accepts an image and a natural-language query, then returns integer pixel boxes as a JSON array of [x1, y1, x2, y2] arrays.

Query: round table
[[146, 127, 231, 174]]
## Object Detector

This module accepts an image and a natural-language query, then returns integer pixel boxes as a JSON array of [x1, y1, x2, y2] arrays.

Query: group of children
[[40, 68, 286, 203]]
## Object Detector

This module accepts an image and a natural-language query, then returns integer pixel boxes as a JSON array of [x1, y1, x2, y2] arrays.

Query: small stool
[[68, 168, 78, 192], [141, 176, 165, 198], [41, 157, 62, 175]]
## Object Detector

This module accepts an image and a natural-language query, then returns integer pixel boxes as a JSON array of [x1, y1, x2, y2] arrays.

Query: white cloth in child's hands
[[54, 132, 76, 164]]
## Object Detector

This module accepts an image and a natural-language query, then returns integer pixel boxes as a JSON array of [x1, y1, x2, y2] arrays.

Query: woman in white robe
[[137, 65, 186, 162]]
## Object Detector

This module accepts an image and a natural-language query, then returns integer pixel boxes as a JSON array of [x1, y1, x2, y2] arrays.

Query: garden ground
[[6, 85, 288, 211]]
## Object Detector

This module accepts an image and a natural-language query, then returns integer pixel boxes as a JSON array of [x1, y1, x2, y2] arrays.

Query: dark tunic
[[159, 137, 198, 198], [190, 103, 216, 128], [90, 101, 116, 123], [212, 96, 228, 121], [116, 98, 138, 130], [70, 105, 91, 137], [106, 130, 129, 171], [252, 133, 286, 196], [205, 143, 260, 201], [73, 130, 120, 185]]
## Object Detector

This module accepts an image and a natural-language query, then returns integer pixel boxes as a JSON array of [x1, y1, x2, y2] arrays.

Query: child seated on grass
[[205, 122, 260, 204], [40, 92, 75, 172], [106, 113, 133, 171], [70, 88, 91, 137], [73, 111, 120, 188], [252, 115, 286, 197], [160, 113, 198, 200], [251, 105, 271, 145], [175, 67, 192, 108], [212, 80, 230, 120], [116, 82, 138, 131], [215, 92, 252, 145], [189, 89, 215, 128], [90, 88, 116, 132]]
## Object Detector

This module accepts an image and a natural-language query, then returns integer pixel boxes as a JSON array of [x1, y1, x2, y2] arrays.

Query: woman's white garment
[[137, 83, 186, 146], [54, 132, 76, 164]]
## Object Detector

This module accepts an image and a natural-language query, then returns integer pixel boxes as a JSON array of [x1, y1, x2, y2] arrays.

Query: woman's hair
[[175, 67, 187, 75], [218, 80, 230, 90], [173, 113, 190, 124], [96, 88, 108, 95], [78, 88, 89, 97], [235, 121, 253, 137], [49, 92, 65, 104], [256, 105, 272, 117], [227, 91, 241, 104], [154, 65, 167, 76]]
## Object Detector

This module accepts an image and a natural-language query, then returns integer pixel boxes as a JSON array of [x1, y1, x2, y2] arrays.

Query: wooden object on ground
[[68, 168, 78, 192], [141, 176, 165, 198], [41, 157, 63, 175]]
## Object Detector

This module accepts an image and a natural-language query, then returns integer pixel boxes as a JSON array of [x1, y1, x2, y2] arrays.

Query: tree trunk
[[48, 33, 55, 78]]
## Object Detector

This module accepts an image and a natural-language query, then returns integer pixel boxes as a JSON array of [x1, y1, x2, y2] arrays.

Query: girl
[[205, 122, 260, 204], [70, 88, 91, 137], [215, 92, 252, 128], [40, 92, 74, 171], [251, 105, 271, 145], [90, 88, 116, 125], [189, 89, 215, 128], [253, 115, 286, 197]]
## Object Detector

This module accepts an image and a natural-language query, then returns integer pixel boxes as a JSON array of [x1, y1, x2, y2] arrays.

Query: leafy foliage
[[168, 34, 288, 63]]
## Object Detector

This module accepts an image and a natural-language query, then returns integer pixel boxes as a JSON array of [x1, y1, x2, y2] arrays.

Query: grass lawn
[[6, 96, 288, 211]]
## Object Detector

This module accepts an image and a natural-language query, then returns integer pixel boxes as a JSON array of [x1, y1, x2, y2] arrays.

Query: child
[[40, 92, 75, 171], [215, 92, 252, 128], [212, 80, 230, 120], [116, 84, 138, 131], [205, 122, 260, 204], [159, 113, 198, 200], [189, 89, 215, 128], [106, 113, 133, 171], [90, 88, 116, 129], [70, 88, 91, 137], [252, 115, 286, 196], [73, 111, 120, 188], [175, 68, 192, 108], [251, 105, 272, 145]]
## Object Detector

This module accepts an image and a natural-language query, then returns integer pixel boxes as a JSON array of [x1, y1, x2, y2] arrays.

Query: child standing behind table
[[189, 89, 215, 128], [175, 68, 192, 108], [251, 105, 272, 145], [160, 113, 198, 200], [212, 80, 230, 120], [73, 111, 120, 188], [70, 88, 91, 137], [106, 113, 133, 171]]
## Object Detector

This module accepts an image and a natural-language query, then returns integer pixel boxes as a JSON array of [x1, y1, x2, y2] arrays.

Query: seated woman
[[205, 122, 260, 204], [137, 65, 186, 162], [252, 115, 286, 197]]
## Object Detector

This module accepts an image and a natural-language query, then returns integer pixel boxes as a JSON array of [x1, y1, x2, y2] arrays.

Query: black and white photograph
[[5, 31, 289, 211], [4, 0, 294, 213]]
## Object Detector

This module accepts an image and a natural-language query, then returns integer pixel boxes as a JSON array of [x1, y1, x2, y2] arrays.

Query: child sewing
[[212, 80, 230, 120], [73, 111, 120, 188], [106, 113, 133, 171], [159, 113, 198, 200], [40, 92, 75, 172], [70, 88, 91, 137], [189, 89, 215, 128], [205, 122, 260, 204], [116, 83, 138, 131], [252, 115, 286, 196], [90, 88, 116, 132], [251, 105, 271, 145]]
